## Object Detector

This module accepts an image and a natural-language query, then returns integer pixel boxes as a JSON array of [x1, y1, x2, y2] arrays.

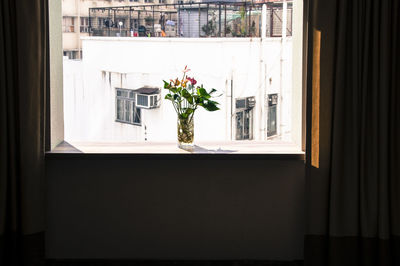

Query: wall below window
[[46, 157, 305, 260]]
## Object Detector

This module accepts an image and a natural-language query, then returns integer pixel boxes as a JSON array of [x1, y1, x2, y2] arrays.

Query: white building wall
[[64, 37, 292, 142]]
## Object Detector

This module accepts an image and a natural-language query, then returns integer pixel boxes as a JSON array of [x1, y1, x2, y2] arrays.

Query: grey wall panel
[[46, 157, 305, 260]]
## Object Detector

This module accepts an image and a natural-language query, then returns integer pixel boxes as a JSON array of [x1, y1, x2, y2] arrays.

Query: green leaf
[[182, 89, 191, 98], [195, 97, 203, 105], [165, 94, 173, 101], [198, 88, 211, 99], [202, 101, 220, 111], [163, 80, 171, 89], [209, 88, 217, 95]]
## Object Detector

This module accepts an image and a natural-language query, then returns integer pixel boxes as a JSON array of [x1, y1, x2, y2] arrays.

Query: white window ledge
[[46, 141, 305, 160]]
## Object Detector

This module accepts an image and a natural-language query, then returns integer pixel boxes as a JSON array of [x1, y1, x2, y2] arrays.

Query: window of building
[[63, 50, 81, 60], [63, 17, 75, 33], [80, 17, 90, 33], [115, 88, 141, 126], [267, 94, 278, 137], [235, 98, 255, 140]]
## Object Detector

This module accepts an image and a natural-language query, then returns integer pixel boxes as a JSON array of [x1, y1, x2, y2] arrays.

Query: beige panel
[[311, 29, 320, 168], [50, 0, 65, 149]]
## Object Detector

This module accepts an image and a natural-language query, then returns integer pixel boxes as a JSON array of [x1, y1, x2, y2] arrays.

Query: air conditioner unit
[[236, 96, 256, 110], [133, 87, 161, 109], [247, 97, 256, 108]]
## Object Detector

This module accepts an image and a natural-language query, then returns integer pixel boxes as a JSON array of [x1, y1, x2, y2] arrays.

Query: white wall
[[64, 37, 293, 142]]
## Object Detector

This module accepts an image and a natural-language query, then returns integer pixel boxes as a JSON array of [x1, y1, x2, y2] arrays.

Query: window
[[63, 50, 81, 60], [63, 17, 75, 32], [80, 17, 89, 33], [51, 0, 305, 154], [267, 94, 278, 137], [115, 88, 141, 125], [235, 98, 255, 140]]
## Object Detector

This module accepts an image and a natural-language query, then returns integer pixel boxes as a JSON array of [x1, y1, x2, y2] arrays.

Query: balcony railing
[[88, 1, 292, 38]]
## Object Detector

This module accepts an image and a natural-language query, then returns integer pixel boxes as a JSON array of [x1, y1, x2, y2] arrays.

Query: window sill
[[45, 141, 305, 160]]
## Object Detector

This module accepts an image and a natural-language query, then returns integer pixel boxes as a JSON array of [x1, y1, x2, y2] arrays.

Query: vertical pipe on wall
[[279, 0, 287, 137]]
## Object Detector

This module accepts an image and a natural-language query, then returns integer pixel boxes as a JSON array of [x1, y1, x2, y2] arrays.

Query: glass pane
[[268, 105, 277, 137], [125, 100, 131, 122], [137, 95, 148, 106], [235, 111, 243, 140], [244, 110, 250, 139], [134, 108, 141, 124], [120, 91, 128, 98], [236, 99, 246, 109], [116, 99, 123, 120]]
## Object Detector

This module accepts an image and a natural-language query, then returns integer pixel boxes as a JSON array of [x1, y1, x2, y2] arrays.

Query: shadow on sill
[[180, 145, 236, 154], [50, 141, 83, 153]]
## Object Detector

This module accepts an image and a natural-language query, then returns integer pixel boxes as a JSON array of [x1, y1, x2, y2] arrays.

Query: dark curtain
[[0, 0, 47, 265], [305, 0, 400, 265]]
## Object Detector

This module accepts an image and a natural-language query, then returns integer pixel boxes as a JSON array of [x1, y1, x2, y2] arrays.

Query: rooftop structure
[[88, 1, 293, 38]]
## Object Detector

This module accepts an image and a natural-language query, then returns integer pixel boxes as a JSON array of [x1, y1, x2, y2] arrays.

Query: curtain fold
[[305, 0, 400, 265], [0, 0, 47, 265]]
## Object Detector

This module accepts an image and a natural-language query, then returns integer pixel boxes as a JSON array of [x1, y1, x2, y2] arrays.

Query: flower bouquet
[[163, 66, 220, 147]]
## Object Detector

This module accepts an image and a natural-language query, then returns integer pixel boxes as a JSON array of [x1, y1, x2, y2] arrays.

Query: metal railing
[[89, 1, 292, 37]]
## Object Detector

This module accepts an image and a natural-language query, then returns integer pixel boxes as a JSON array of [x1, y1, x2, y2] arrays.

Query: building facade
[[63, 37, 293, 143]]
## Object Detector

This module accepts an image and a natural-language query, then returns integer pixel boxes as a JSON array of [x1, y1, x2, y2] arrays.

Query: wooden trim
[[311, 29, 320, 168]]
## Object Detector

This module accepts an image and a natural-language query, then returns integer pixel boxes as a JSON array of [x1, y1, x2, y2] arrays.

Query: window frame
[[115, 88, 142, 126], [46, 0, 308, 159], [80, 17, 90, 33], [62, 16, 75, 33]]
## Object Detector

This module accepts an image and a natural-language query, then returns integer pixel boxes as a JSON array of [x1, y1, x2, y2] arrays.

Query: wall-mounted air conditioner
[[133, 87, 161, 109], [236, 96, 256, 110]]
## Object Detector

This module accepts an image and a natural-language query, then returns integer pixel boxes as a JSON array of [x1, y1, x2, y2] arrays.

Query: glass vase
[[177, 117, 194, 147]]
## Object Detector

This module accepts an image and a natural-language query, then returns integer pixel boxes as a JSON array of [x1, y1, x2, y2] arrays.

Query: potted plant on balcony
[[163, 66, 220, 148], [145, 16, 154, 26]]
